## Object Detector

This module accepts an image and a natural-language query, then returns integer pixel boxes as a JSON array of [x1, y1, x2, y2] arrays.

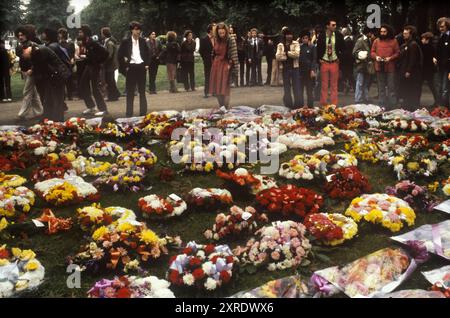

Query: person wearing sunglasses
[[316, 18, 345, 106]]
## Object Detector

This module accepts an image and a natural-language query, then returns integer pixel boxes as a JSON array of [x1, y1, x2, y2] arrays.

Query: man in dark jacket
[[420, 32, 439, 107], [0, 42, 12, 102], [264, 35, 276, 85], [247, 28, 264, 86], [58, 28, 76, 101], [101, 27, 120, 101], [436, 17, 450, 108], [317, 19, 345, 106], [118, 21, 150, 117], [299, 29, 317, 107], [398, 25, 423, 110], [21, 43, 69, 122], [181, 30, 196, 92], [199, 24, 215, 98], [41, 28, 71, 111], [146, 31, 160, 94], [341, 28, 355, 95], [78, 24, 109, 116]]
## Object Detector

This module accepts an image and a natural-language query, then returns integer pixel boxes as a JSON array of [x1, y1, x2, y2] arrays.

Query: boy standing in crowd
[[298, 29, 317, 108], [118, 21, 150, 117]]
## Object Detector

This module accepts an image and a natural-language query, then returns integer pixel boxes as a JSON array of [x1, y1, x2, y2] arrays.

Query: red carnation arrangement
[[0, 151, 30, 171], [216, 169, 261, 190], [430, 107, 450, 118], [167, 242, 236, 291], [31, 155, 74, 182], [323, 166, 371, 200], [204, 205, 269, 241], [304, 213, 343, 242], [159, 120, 185, 140], [255, 184, 323, 218]]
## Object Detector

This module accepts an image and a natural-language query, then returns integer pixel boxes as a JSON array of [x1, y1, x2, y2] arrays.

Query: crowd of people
[[3, 16, 450, 121]]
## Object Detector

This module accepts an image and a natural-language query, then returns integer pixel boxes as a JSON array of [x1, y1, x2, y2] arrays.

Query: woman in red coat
[[209, 22, 239, 109]]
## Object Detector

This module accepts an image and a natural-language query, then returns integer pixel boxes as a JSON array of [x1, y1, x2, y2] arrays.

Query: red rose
[[210, 255, 220, 264], [116, 287, 132, 298], [183, 247, 193, 255], [225, 256, 234, 264], [219, 270, 231, 284], [192, 268, 205, 280], [189, 257, 202, 267], [168, 270, 181, 285], [204, 244, 215, 255]]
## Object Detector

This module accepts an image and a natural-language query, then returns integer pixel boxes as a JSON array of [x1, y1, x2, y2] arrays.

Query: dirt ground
[[0, 82, 436, 126]]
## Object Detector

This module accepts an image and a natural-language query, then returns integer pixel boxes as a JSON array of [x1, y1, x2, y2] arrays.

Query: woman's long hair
[[214, 22, 230, 42]]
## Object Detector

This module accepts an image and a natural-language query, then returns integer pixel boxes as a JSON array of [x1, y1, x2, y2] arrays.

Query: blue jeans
[[439, 70, 449, 107], [282, 68, 301, 108], [354, 72, 369, 103], [376, 72, 397, 110]]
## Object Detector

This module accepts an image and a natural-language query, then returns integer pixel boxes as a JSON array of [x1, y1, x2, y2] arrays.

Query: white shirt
[[130, 37, 144, 64], [252, 38, 258, 52]]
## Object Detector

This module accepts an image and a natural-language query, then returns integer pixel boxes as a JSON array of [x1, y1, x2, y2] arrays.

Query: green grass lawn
[[2, 132, 449, 298], [9, 59, 206, 101]]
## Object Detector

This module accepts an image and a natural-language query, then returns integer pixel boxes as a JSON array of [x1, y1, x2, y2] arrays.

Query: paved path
[[0, 83, 436, 126]]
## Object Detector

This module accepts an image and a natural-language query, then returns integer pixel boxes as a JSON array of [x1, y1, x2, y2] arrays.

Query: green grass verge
[[2, 134, 449, 298]]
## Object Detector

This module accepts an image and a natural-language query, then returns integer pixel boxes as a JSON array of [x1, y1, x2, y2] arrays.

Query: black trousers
[[422, 73, 439, 106], [245, 60, 251, 85], [250, 58, 262, 85], [203, 61, 211, 96], [239, 59, 245, 86], [80, 64, 107, 111], [266, 57, 273, 84], [181, 61, 195, 90], [76, 61, 85, 98], [0, 73, 11, 99], [126, 63, 147, 117], [36, 79, 65, 122], [148, 58, 159, 93], [105, 68, 120, 100], [400, 73, 422, 110], [299, 69, 314, 107], [64, 70, 75, 99]]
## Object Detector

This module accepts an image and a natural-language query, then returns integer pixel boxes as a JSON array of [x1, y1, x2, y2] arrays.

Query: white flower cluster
[[277, 133, 334, 150], [87, 141, 124, 157], [35, 175, 98, 198]]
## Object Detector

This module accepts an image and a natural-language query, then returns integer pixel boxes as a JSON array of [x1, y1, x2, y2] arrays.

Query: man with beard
[[371, 24, 400, 109]]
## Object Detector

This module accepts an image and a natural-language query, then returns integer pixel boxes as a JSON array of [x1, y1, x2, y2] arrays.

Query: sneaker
[[7, 99, 12, 102], [1, 99, 7, 102], [94, 111, 108, 117], [82, 108, 97, 115]]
